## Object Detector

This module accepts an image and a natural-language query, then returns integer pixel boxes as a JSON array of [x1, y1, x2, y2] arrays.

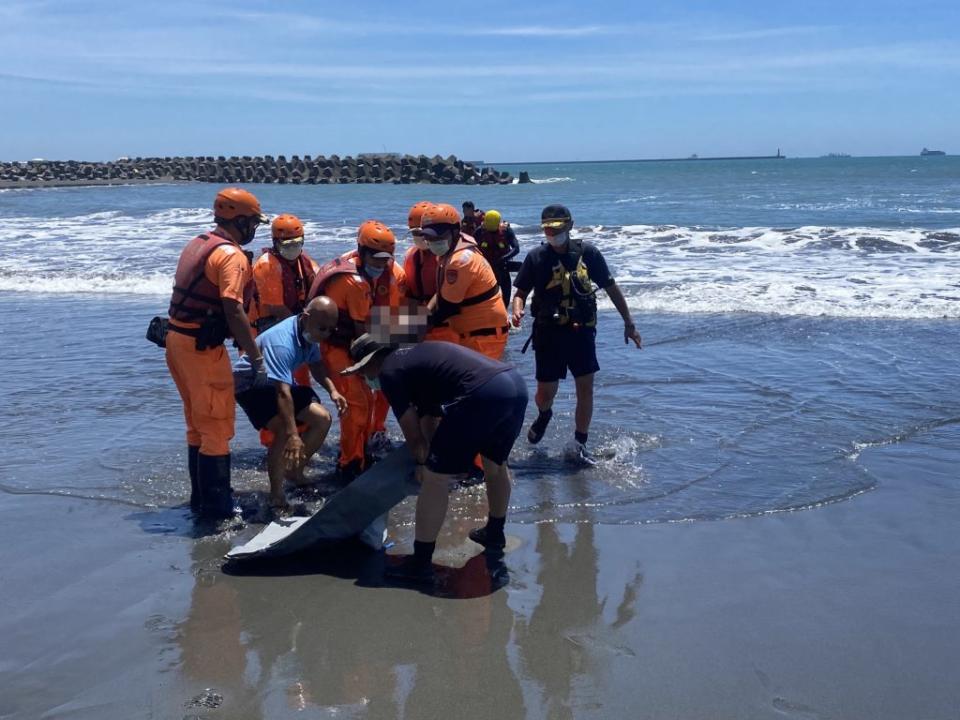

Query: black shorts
[[533, 325, 599, 382], [427, 369, 529, 474], [235, 385, 320, 430]]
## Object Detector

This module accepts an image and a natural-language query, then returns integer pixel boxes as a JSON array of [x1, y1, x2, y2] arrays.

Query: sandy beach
[[2, 418, 957, 719]]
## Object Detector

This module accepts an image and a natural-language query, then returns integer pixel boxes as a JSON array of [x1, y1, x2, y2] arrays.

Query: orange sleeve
[[326, 274, 372, 322], [439, 249, 480, 304], [252, 254, 284, 307], [205, 245, 250, 302]]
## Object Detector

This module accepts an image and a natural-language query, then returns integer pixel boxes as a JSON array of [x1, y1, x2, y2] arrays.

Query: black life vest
[[532, 247, 598, 328]]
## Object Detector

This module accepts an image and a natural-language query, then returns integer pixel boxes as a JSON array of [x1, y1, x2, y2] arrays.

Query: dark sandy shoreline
[[1, 423, 957, 719]]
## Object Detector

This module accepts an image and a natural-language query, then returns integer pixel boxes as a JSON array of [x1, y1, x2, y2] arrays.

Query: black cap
[[541, 204, 572, 228], [340, 334, 393, 375]]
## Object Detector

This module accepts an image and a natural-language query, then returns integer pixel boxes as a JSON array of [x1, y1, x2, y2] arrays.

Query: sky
[[1, 0, 958, 161]]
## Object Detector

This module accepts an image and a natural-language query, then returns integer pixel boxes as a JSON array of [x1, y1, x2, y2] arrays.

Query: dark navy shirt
[[379, 341, 512, 418], [513, 241, 615, 295]]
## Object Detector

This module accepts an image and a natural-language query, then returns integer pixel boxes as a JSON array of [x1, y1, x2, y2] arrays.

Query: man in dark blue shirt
[[512, 204, 642, 464], [341, 336, 528, 582]]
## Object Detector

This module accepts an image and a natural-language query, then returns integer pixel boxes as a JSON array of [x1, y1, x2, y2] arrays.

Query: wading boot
[[196, 453, 235, 520], [188, 445, 201, 511]]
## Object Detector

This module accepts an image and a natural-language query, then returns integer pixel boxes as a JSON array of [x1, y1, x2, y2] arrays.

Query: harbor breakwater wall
[[0, 154, 531, 188]]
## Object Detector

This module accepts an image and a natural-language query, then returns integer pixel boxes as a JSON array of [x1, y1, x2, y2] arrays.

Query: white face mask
[[427, 239, 449, 256], [547, 231, 570, 248], [278, 241, 303, 261]]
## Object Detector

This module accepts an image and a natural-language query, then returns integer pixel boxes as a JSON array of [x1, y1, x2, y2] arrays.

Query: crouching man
[[233, 297, 348, 511], [341, 336, 528, 583]]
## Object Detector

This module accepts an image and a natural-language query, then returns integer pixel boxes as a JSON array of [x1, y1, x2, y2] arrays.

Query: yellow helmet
[[482, 209, 501, 232]]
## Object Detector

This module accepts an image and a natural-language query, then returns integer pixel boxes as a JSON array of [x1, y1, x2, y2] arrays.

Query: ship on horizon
[[920, 148, 946, 156]]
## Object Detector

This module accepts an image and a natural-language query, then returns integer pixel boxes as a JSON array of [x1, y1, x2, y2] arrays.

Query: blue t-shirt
[[233, 315, 321, 393]]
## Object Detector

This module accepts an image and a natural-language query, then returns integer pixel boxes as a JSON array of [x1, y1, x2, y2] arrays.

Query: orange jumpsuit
[[166, 243, 251, 456], [371, 261, 407, 435], [321, 269, 376, 470], [402, 245, 460, 344], [250, 249, 320, 445], [437, 237, 510, 360]]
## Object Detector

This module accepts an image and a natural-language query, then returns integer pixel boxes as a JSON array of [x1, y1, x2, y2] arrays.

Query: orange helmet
[[213, 187, 267, 222], [271, 214, 304, 241], [407, 201, 434, 230], [419, 203, 460, 228], [357, 220, 396, 256]]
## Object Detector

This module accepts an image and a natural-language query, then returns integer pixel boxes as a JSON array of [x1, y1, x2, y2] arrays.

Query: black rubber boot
[[196, 453, 235, 520], [527, 408, 553, 444], [188, 445, 201, 511]]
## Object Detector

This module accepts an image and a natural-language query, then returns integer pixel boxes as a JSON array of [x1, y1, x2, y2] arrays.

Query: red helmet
[[407, 201, 434, 230], [271, 214, 304, 241], [213, 187, 267, 222], [358, 220, 396, 256], [419, 203, 460, 228]]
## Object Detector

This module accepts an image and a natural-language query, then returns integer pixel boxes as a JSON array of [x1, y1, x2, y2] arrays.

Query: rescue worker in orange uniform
[[368, 239, 408, 453], [402, 201, 459, 344], [166, 187, 267, 519], [420, 203, 510, 361], [250, 214, 319, 447], [307, 220, 402, 480], [472, 209, 520, 309]]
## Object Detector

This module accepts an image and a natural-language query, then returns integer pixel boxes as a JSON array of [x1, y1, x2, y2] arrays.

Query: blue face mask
[[364, 264, 385, 279], [365, 375, 381, 391]]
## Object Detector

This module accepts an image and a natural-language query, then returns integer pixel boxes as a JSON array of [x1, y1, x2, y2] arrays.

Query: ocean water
[[1, 156, 958, 526]]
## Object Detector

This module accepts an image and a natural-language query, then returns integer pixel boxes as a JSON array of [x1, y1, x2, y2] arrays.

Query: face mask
[[364, 264, 385, 279], [278, 241, 303, 261], [427, 239, 449, 256], [237, 217, 259, 246], [365, 375, 381, 391], [547, 231, 570, 248]]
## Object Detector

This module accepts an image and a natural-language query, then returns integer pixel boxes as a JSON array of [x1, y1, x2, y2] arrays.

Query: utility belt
[[463, 325, 509, 338], [521, 317, 592, 354], [147, 316, 228, 351]]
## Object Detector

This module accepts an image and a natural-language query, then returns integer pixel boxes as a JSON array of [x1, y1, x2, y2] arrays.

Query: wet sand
[[1, 424, 957, 719]]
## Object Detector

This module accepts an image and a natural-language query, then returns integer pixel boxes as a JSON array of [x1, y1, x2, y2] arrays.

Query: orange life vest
[[168, 232, 253, 328], [256, 248, 318, 314], [404, 246, 439, 302], [437, 236, 501, 308]]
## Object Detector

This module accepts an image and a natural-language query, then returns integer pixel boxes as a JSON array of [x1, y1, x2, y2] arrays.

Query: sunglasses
[[541, 223, 569, 236]]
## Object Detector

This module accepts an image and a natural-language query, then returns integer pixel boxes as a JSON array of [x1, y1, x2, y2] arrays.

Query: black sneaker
[[468, 525, 506, 550], [527, 409, 553, 444], [384, 556, 435, 585]]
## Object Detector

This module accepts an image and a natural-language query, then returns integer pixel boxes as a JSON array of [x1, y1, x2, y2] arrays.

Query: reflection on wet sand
[[176, 533, 525, 718]]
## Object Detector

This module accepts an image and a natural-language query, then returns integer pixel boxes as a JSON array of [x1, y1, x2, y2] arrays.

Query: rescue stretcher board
[[226, 446, 418, 561]]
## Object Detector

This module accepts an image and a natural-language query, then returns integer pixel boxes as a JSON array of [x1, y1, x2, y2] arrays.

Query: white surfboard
[[226, 446, 418, 561]]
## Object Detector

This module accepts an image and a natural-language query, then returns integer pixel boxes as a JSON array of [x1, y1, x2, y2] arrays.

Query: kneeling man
[[234, 297, 348, 510], [341, 336, 528, 582]]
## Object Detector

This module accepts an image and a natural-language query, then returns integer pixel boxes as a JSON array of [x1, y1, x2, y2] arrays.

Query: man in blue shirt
[[234, 296, 348, 511]]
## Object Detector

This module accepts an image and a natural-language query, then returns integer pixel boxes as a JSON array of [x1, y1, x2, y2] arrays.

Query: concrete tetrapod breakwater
[[0, 154, 529, 189]]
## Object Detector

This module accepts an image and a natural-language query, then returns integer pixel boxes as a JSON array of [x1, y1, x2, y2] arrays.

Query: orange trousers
[[425, 325, 460, 344], [371, 390, 390, 434], [165, 330, 235, 456], [461, 332, 508, 361], [322, 343, 374, 468]]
